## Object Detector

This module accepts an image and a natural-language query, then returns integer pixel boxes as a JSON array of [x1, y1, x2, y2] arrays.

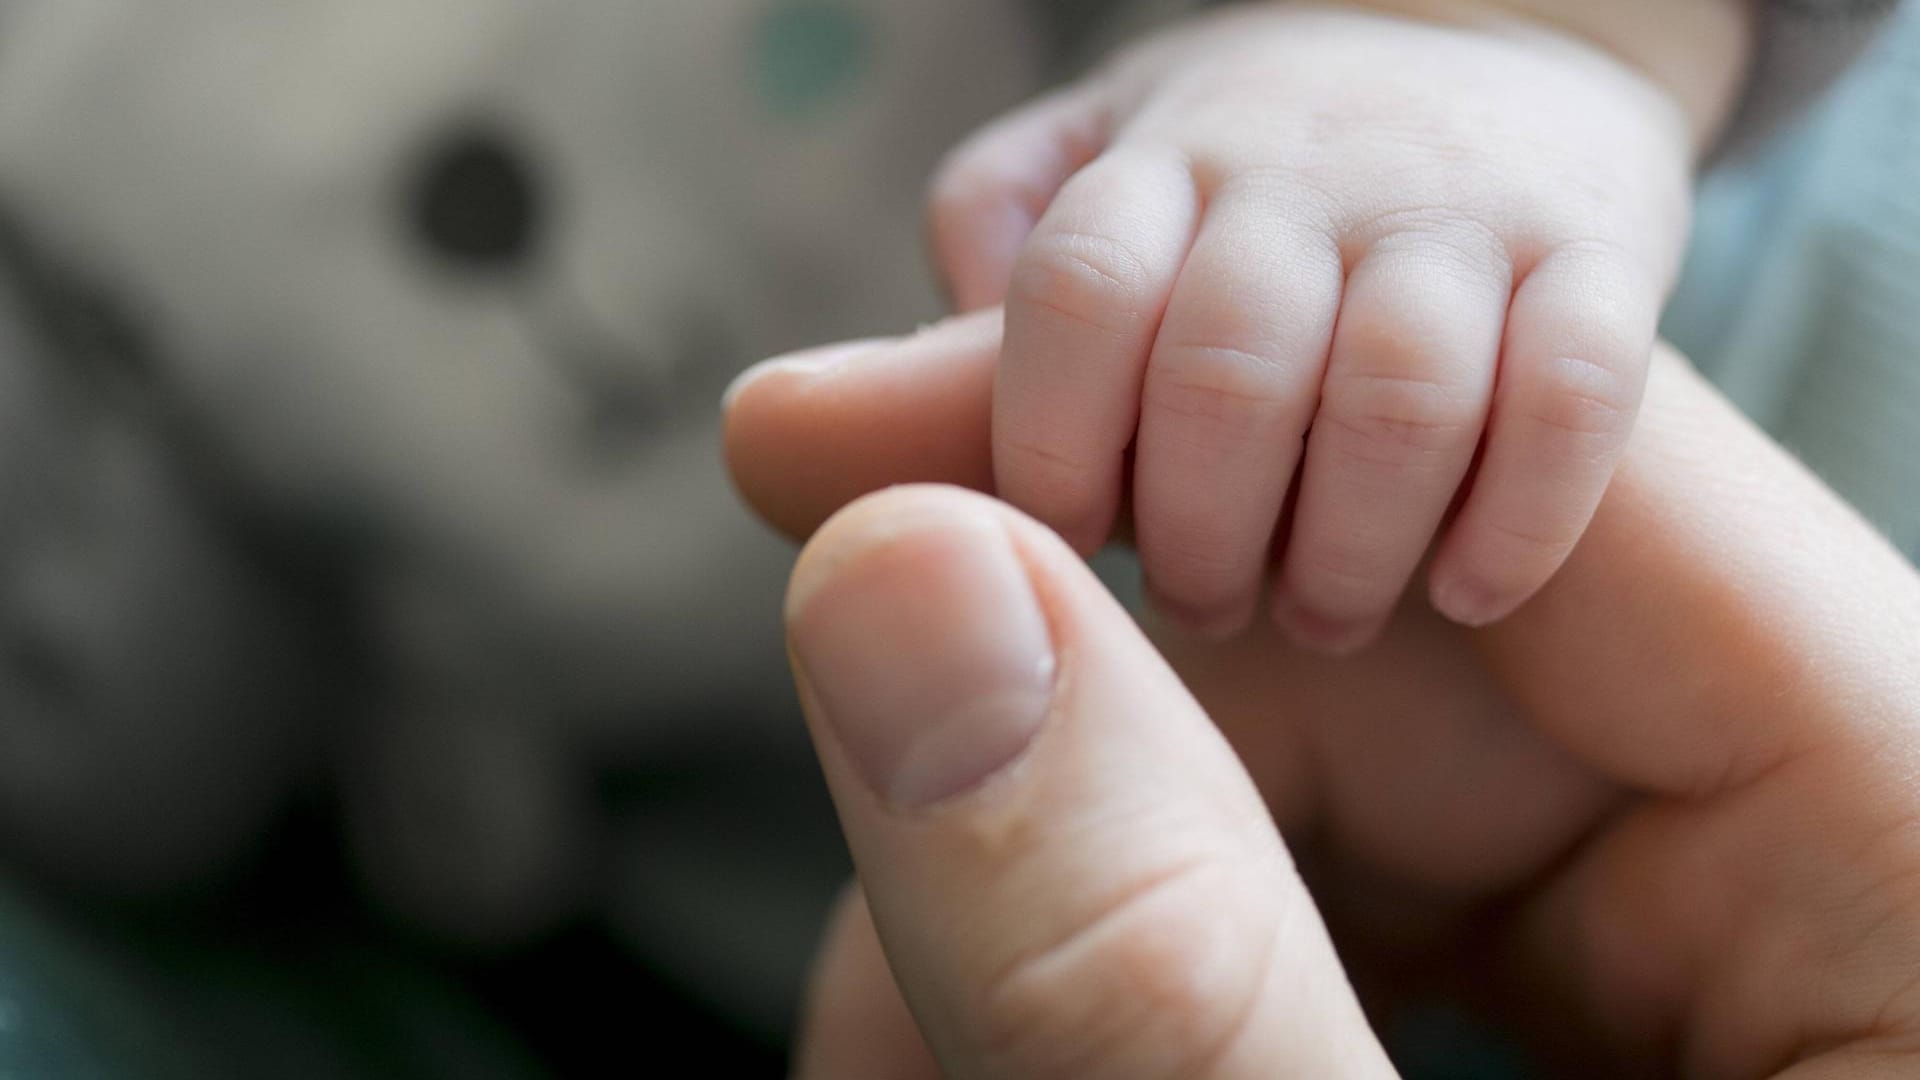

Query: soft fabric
[[0, 0, 1055, 1032], [1668, 0, 1920, 564], [1720, 0, 1902, 160]]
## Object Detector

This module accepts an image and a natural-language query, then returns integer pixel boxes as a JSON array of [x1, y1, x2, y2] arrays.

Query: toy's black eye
[[408, 126, 543, 270]]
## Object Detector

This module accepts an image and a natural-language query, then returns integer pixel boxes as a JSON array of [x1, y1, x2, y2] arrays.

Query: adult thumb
[[783, 484, 1395, 1078]]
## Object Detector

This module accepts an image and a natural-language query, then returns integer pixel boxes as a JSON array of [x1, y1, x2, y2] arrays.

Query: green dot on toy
[[753, 1, 874, 120]]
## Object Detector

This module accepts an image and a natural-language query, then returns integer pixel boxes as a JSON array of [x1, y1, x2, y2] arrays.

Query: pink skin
[[925, 5, 1696, 652], [730, 327, 1920, 1078]]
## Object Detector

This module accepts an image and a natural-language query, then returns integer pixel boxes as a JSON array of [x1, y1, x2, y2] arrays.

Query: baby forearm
[[1323, 0, 1755, 150]]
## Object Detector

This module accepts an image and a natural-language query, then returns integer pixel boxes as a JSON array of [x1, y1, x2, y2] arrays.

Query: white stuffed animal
[[0, 0, 1067, 1028]]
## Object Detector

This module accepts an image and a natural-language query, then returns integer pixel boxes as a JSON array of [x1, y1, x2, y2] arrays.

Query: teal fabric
[[752, 1, 876, 119], [1666, 1, 1920, 564]]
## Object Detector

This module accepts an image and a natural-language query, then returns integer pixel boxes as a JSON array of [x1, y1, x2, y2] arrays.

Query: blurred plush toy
[[0, 0, 1080, 1030]]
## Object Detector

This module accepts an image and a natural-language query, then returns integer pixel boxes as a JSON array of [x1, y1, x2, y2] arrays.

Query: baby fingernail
[[788, 499, 1056, 809], [1432, 578, 1506, 628], [1271, 596, 1377, 658], [1144, 584, 1253, 642]]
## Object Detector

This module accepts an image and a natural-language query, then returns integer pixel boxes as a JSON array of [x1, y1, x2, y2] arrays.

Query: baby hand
[[928, 2, 1740, 651]]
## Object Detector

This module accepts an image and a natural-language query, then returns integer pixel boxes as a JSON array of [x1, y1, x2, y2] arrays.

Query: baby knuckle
[[1367, 208, 1511, 281], [1477, 515, 1581, 564], [1010, 230, 1156, 336], [1149, 348, 1300, 440], [1322, 371, 1480, 457], [1322, 406, 1472, 458], [1535, 242, 1663, 341], [1521, 354, 1638, 442], [999, 432, 1104, 514], [1336, 286, 1495, 377], [1416, 228, 1509, 284], [1550, 236, 1651, 289]]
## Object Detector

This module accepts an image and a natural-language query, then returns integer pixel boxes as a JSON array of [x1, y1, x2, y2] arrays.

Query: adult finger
[[723, 309, 1000, 542], [784, 483, 1396, 1078], [792, 884, 942, 1080], [1475, 347, 1920, 795]]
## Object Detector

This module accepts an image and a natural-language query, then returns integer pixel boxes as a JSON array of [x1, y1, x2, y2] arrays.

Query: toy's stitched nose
[[409, 127, 543, 270]]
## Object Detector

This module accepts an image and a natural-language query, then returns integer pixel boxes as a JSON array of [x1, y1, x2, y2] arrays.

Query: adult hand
[[728, 311, 1920, 1077]]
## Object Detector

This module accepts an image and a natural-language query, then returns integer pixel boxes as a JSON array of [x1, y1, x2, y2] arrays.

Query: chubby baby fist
[[929, 4, 1698, 652]]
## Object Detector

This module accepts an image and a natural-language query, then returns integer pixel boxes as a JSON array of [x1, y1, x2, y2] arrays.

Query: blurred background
[[0, 1, 1054, 1075]]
